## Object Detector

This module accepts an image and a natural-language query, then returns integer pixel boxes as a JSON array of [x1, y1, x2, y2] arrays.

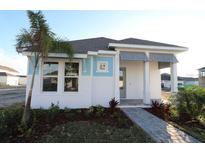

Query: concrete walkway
[[122, 108, 200, 143]]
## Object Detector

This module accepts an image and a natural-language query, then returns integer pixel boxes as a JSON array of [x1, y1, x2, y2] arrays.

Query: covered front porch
[[116, 51, 178, 108]]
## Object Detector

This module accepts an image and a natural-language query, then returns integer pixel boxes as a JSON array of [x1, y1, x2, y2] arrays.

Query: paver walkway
[[122, 108, 200, 143]]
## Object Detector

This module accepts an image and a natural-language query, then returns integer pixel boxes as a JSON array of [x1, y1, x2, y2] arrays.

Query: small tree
[[16, 11, 73, 125]]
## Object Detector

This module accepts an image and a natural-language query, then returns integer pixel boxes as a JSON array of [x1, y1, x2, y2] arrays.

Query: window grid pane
[[43, 62, 58, 76], [65, 63, 79, 76], [64, 77, 78, 91], [42, 62, 58, 92], [43, 77, 58, 91]]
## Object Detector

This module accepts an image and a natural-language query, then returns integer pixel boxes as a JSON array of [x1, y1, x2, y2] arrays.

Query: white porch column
[[171, 62, 178, 93], [114, 50, 120, 101], [143, 53, 151, 104]]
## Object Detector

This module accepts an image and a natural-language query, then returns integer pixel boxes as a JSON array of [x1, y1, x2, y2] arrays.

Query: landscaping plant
[[170, 86, 205, 122], [16, 10, 73, 125], [150, 100, 171, 120], [109, 97, 119, 113]]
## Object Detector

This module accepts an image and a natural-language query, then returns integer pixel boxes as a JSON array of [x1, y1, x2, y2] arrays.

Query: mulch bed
[[8, 108, 133, 143]]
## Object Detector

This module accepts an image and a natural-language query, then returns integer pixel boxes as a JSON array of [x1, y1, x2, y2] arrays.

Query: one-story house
[[198, 67, 205, 88], [161, 73, 198, 90], [0, 65, 19, 86], [18, 75, 27, 85], [18, 37, 187, 108]]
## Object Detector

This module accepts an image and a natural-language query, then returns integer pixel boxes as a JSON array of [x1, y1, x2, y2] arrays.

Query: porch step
[[118, 99, 151, 108]]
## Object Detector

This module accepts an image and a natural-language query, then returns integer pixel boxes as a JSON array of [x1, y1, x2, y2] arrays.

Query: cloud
[[0, 48, 27, 75]]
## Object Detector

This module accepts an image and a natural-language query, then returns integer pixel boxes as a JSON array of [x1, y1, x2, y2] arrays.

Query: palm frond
[[51, 38, 74, 58], [16, 10, 73, 59], [16, 29, 33, 52]]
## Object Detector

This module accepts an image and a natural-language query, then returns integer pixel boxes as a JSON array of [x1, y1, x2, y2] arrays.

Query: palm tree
[[16, 10, 73, 125]]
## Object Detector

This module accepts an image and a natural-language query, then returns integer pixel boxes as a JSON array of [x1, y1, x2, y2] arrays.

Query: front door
[[120, 67, 126, 98]]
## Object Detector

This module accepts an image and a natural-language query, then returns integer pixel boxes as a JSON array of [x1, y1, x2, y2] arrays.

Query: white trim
[[114, 50, 120, 101], [171, 62, 178, 93], [90, 56, 94, 106], [63, 61, 80, 93], [98, 50, 116, 55], [143, 52, 151, 104], [41, 61, 59, 93], [109, 43, 188, 52], [22, 52, 87, 58], [87, 51, 98, 55]]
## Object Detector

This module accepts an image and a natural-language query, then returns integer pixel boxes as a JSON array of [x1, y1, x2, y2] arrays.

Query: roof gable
[[118, 38, 185, 48]]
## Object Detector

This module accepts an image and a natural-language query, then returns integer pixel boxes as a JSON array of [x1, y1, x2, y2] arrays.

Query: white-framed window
[[42, 62, 58, 92], [64, 62, 79, 92], [96, 61, 108, 72], [200, 71, 205, 77]]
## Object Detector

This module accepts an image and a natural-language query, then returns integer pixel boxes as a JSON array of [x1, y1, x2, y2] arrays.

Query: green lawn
[[0, 104, 154, 143]]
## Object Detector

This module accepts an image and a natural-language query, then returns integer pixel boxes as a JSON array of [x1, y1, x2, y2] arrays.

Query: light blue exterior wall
[[28, 56, 39, 75], [82, 56, 91, 76], [81, 56, 114, 77], [93, 56, 113, 77]]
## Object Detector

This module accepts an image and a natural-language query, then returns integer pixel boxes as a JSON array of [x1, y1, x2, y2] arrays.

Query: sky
[[0, 10, 205, 77]]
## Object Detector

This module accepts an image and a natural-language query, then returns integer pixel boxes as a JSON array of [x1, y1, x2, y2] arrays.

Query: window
[[64, 62, 79, 91], [97, 61, 108, 72], [42, 62, 58, 91], [200, 71, 205, 77]]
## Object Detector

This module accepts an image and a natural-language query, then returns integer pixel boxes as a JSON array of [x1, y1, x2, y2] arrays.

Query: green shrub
[[87, 106, 95, 116], [0, 103, 24, 142], [48, 103, 60, 120], [170, 86, 205, 122], [64, 107, 71, 113], [95, 105, 105, 117]]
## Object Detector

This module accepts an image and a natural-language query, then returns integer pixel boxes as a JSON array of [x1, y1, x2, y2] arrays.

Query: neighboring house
[[198, 67, 205, 88], [161, 73, 198, 90], [181, 77, 198, 86], [18, 37, 187, 109], [18, 75, 27, 85], [0, 65, 19, 86]]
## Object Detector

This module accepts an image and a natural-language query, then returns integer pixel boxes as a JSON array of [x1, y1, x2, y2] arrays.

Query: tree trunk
[[22, 62, 37, 125]]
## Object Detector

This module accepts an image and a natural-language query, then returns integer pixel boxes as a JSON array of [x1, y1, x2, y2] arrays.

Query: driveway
[[0, 88, 26, 107]]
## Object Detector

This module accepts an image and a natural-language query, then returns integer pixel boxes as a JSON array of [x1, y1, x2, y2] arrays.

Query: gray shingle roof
[[69, 37, 117, 54], [118, 38, 185, 48], [17, 37, 187, 54], [69, 37, 186, 54]]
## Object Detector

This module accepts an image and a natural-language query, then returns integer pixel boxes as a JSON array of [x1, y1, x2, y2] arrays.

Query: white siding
[[0, 76, 7, 85], [120, 61, 144, 99], [120, 61, 161, 100], [92, 77, 115, 107], [7, 76, 19, 86], [150, 62, 161, 99], [27, 57, 115, 109]]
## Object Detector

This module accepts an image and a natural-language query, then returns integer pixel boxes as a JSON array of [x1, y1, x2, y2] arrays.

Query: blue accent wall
[[28, 56, 39, 75], [82, 56, 91, 76], [93, 56, 113, 77]]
